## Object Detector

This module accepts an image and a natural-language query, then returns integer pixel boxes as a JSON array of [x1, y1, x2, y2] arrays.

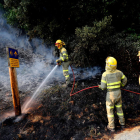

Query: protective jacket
[[58, 47, 69, 62], [58, 47, 70, 85], [99, 67, 127, 129]]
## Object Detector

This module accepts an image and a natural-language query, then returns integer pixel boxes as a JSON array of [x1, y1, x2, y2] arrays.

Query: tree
[[3, 0, 108, 42], [69, 15, 113, 67], [3, 0, 140, 43]]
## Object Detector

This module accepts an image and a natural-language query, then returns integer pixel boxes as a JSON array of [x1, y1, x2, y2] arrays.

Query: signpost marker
[[137, 51, 140, 85], [6, 47, 21, 116]]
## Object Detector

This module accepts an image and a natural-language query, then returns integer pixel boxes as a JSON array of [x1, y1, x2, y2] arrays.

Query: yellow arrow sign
[[14, 51, 18, 57]]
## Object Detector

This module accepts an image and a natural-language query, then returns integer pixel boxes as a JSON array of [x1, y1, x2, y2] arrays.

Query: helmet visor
[[55, 43, 61, 49], [55, 43, 60, 46]]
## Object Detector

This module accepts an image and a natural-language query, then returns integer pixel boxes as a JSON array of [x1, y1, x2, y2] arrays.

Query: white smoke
[[0, 57, 10, 91]]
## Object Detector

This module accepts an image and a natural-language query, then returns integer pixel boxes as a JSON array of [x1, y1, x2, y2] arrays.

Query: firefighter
[[98, 56, 127, 132], [55, 39, 71, 87]]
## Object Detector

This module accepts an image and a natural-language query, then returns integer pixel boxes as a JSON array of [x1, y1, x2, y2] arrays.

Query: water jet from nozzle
[[22, 65, 58, 113]]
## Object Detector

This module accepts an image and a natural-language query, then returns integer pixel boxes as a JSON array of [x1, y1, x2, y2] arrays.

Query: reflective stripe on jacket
[[100, 69, 127, 90], [59, 47, 69, 62]]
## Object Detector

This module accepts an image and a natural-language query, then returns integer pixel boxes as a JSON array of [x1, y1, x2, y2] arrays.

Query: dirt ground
[[0, 75, 140, 140]]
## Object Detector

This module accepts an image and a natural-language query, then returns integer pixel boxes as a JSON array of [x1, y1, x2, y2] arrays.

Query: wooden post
[[137, 51, 140, 85], [9, 67, 21, 116]]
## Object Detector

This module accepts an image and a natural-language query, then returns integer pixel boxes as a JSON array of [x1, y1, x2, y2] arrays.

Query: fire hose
[[69, 65, 140, 96]]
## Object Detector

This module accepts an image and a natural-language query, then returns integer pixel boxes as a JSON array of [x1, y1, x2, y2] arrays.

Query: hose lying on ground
[[69, 65, 140, 96], [70, 86, 99, 96]]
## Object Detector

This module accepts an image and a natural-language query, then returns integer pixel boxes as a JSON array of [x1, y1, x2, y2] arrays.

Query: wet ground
[[0, 75, 140, 140]]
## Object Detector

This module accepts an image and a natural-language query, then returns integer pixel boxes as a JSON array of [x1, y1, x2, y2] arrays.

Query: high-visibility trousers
[[62, 61, 70, 84], [106, 90, 125, 129]]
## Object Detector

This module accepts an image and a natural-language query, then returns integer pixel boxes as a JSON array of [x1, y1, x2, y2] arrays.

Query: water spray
[[22, 65, 58, 112]]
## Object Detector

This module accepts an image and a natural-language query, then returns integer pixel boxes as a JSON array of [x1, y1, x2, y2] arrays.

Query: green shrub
[[69, 15, 113, 67]]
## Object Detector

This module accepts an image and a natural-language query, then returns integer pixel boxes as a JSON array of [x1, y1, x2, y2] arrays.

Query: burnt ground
[[0, 75, 140, 140]]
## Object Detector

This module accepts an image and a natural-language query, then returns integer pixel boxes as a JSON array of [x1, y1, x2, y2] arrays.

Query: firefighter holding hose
[[55, 39, 71, 87], [98, 56, 127, 132]]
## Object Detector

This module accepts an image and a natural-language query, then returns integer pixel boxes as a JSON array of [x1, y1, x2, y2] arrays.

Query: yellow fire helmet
[[55, 39, 66, 49], [106, 56, 117, 69]]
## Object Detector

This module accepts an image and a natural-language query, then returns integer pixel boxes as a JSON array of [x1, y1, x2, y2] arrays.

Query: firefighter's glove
[[121, 83, 125, 87], [56, 59, 61, 65], [57, 61, 61, 65], [56, 59, 60, 63], [98, 85, 104, 90]]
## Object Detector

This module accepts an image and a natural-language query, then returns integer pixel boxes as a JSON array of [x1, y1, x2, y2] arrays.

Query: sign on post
[[6, 47, 19, 68], [6, 47, 21, 116]]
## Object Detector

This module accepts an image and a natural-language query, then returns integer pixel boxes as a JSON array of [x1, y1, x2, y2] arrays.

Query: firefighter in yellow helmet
[[55, 39, 70, 87], [98, 56, 127, 132]]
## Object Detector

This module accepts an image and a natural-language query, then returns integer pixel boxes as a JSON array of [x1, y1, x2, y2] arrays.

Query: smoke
[[0, 10, 102, 104], [0, 57, 10, 91]]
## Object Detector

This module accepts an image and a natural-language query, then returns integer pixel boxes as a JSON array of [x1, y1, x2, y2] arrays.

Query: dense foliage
[[69, 15, 113, 67], [67, 15, 140, 78], [1, 0, 140, 76], [3, 0, 140, 42]]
